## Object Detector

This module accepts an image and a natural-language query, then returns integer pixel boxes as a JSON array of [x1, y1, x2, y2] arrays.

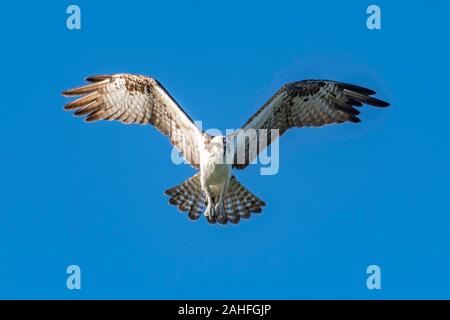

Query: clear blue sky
[[1, 1, 449, 299]]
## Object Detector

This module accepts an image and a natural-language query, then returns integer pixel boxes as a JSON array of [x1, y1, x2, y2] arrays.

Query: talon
[[204, 204, 212, 218], [215, 203, 225, 220]]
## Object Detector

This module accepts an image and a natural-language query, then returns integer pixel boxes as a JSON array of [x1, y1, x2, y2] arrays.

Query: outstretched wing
[[232, 80, 390, 169], [62, 74, 203, 168]]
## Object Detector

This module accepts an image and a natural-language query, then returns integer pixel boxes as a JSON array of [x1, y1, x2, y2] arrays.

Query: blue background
[[1, 1, 449, 299]]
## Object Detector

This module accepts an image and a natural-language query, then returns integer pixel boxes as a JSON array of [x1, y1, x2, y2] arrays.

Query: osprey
[[62, 74, 389, 224]]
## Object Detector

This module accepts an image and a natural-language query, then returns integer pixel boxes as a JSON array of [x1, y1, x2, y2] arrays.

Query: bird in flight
[[62, 74, 389, 225]]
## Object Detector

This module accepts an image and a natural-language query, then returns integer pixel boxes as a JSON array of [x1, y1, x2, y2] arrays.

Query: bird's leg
[[215, 181, 229, 220], [204, 186, 215, 220], [215, 186, 226, 216], [215, 201, 225, 222]]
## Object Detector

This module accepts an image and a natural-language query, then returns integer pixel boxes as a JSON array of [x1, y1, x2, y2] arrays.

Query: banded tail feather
[[164, 172, 206, 221], [221, 176, 266, 224], [164, 174, 265, 225]]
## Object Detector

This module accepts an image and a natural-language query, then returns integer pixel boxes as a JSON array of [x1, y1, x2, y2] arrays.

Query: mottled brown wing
[[232, 80, 390, 169], [62, 74, 203, 168]]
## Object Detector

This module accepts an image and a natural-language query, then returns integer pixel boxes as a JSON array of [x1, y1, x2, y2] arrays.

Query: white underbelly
[[202, 163, 231, 187], [199, 139, 232, 196]]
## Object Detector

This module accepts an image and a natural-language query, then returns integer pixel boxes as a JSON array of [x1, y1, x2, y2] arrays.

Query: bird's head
[[203, 135, 226, 154], [210, 136, 225, 150]]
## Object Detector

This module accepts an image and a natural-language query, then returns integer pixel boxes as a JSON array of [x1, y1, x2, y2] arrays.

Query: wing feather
[[62, 74, 203, 168], [232, 80, 389, 169]]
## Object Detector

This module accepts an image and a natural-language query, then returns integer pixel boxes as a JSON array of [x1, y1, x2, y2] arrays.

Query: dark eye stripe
[[222, 137, 227, 162]]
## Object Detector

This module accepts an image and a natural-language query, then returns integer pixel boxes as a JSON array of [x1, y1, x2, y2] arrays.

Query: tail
[[164, 174, 266, 225], [221, 176, 266, 224], [164, 172, 206, 221]]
